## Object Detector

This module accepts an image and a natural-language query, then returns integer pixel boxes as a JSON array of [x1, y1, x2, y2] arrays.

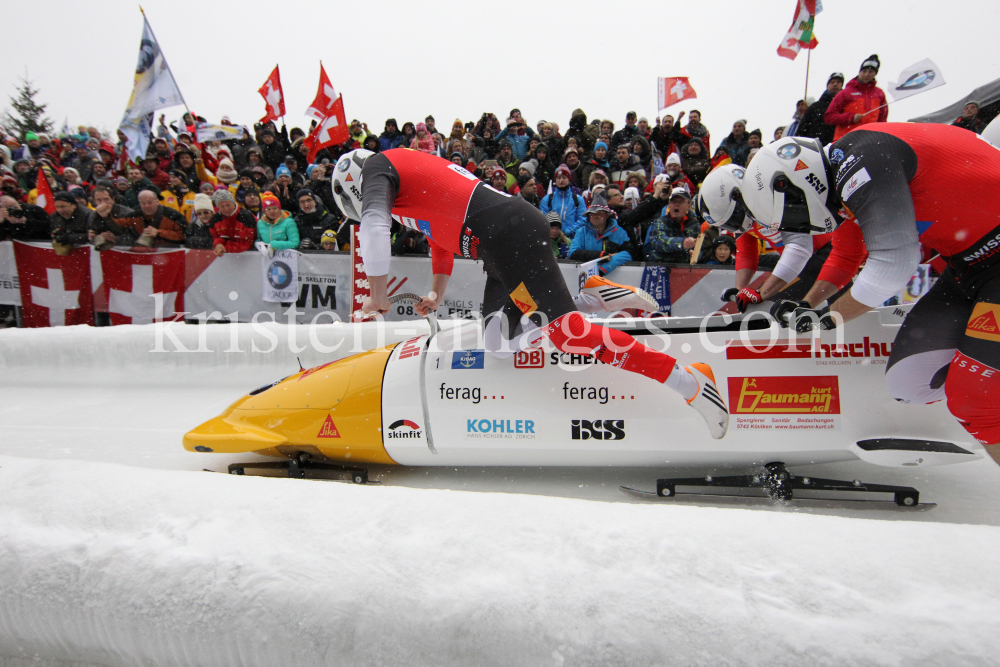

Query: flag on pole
[[60, 118, 71, 138], [657, 77, 697, 110], [777, 0, 822, 60], [306, 63, 337, 121], [304, 95, 349, 162], [118, 10, 185, 161], [195, 122, 248, 143], [259, 66, 286, 124], [34, 168, 55, 214], [888, 59, 946, 101]]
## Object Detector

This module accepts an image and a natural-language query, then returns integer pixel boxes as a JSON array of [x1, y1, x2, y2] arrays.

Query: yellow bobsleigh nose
[[183, 410, 288, 453]]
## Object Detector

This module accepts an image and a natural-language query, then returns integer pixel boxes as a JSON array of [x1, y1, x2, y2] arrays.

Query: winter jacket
[[540, 187, 587, 238], [209, 208, 257, 253], [294, 207, 340, 247], [825, 76, 888, 141], [87, 204, 143, 245], [680, 141, 711, 189], [680, 122, 711, 154], [410, 134, 436, 154], [379, 127, 407, 151], [795, 90, 838, 145], [650, 123, 683, 159], [0, 203, 50, 241], [121, 177, 154, 209], [563, 109, 599, 156], [568, 218, 633, 275], [185, 218, 214, 249], [720, 132, 751, 167], [952, 115, 986, 134], [581, 157, 610, 191], [608, 156, 642, 190], [257, 212, 301, 250], [49, 206, 92, 245], [136, 206, 188, 247], [496, 125, 536, 161], [533, 156, 556, 192], [550, 232, 570, 259], [643, 212, 700, 263], [259, 137, 287, 173], [611, 193, 671, 257], [610, 125, 639, 153]]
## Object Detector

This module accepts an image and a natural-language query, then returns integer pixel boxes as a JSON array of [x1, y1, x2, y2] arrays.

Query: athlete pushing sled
[[331, 148, 730, 439], [742, 123, 1000, 465]]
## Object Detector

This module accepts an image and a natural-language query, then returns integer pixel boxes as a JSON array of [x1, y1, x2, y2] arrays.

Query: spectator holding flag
[[825, 55, 888, 141]]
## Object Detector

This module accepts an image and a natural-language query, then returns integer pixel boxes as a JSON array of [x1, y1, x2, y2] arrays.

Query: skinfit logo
[[387, 419, 423, 438], [571, 419, 625, 440]]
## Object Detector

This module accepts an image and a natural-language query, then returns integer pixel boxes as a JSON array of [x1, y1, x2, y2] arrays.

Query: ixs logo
[[387, 419, 423, 438], [460, 226, 480, 259], [727, 376, 841, 414], [571, 419, 625, 440], [514, 348, 545, 368], [804, 172, 827, 195]]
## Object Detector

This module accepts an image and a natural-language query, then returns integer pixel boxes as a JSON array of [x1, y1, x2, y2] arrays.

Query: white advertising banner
[[261, 249, 300, 303], [0, 241, 20, 306]]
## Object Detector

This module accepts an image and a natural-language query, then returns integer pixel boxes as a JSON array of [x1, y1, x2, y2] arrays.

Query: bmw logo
[[337, 158, 351, 172], [777, 143, 801, 160], [732, 167, 746, 179], [267, 261, 293, 289]]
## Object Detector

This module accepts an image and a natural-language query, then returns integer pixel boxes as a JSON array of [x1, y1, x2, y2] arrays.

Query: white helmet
[[741, 137, 842, 235], [332, 149, 373, 221], [694, 164, 753, 234], [982, 116, 1000, 148]]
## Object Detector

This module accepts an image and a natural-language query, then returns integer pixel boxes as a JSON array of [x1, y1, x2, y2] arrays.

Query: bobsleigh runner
[[184, 295, 981, 509]]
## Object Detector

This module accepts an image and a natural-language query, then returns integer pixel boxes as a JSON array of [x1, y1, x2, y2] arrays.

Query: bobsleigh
[[184, 301, 981, 506]]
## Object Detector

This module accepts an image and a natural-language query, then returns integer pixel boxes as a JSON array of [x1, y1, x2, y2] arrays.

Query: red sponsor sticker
[[725, 339, 813, 360], [398, 337, 423, 360], [317, 415, 341, 438], [727, 376, 841, 414], [514, 348, 545, 368]]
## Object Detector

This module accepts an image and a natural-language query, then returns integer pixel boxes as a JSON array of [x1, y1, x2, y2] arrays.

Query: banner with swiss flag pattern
[[13, 241, 93, 328], [100, 248, 186, 325]]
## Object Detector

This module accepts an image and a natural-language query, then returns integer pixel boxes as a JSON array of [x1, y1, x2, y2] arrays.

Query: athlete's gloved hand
[[722, 288, 739, 303], [735, 287, 762, 313], [791, 306, 838, 333], [771, 299, 810, 327]]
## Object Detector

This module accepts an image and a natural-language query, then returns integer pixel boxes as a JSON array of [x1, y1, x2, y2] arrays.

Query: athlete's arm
[[733, 231, 759, 290], [358, 164, 397, 314], [757, 232, 813, 298], [416, 273, 450, 316], [827, 131, 920, 325]]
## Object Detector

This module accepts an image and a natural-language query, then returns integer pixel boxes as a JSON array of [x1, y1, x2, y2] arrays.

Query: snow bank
[[1, 455, 999, 667]]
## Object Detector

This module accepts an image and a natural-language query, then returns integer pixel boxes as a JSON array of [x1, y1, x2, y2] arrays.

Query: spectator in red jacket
[[140, 156, 171, 190], [825, 54, 888, 141], [208, 189, 257, 256]]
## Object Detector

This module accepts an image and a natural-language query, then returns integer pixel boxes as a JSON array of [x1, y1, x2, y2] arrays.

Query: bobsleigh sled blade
[[850, 438, 980, 467]]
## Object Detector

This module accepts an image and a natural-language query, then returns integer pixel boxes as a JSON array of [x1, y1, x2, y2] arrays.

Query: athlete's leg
[[944, 274, 1000, 451], [575, 275, 659, 313], [885, 273, 969, 404], [469, 197, 728, 438]]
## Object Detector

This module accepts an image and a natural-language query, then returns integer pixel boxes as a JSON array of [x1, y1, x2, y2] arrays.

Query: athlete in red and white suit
[[789, 123, 1000, 462], [343, 148, 730, 438]]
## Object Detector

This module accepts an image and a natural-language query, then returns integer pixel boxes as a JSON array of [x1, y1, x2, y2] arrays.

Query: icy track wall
[[1, 323, 1000, 667]]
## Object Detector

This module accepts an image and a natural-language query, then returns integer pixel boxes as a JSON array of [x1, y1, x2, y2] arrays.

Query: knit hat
[[296, 188, 317, 203], [416, 122, 428, 133], [305, 164, 317, 178], [63, 167, 80, 179], [261, 191, 281, 209], [749, 128, 762, 139], [734, 119, 748, 127], [450, 151, 465, 163], [563, 146, 578, 156], [212, 189, 236, 205], [518, 161, 536, 177], [624, 187, 640, 205], [666, 152, 681, 166], [490, 165, 508, 181], [25, 132, 38, 142], [499, 139, 512, 150], [193, 193, 214, 212], [828, 72, 845, 83], [594, 141, 608, 152], [586, 193, 614, 216], [545, 211, 562, 227], [115, 176, 129, 185], [320, 229, 337, 244], [275, 165, 291, 178], [554, 164, 572, 180], [860, 54, 880, 73], [53, 191, 76, 204]]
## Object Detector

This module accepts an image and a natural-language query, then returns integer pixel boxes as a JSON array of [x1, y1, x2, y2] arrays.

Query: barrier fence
[[0, 241, 748, 327]]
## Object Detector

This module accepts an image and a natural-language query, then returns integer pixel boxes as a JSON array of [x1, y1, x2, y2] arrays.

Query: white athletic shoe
[[685, 363, 730, 440], [582, 275, 659, 312]]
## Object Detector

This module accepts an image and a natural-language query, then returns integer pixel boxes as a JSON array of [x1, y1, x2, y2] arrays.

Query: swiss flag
[[13, 241, 94, 328], [657, 77, 698, 110], [34, 168, 56, 214], [100, 248, 185, 325], [305, 63, 337, 121], [258, 65, 286, 124], [304, 95, 349, 163]]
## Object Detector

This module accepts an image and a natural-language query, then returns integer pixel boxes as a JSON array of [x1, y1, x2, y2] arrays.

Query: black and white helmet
[[332, 149, 373, 221], [741, 137, 842, 235], [694, 164, 754, 234]]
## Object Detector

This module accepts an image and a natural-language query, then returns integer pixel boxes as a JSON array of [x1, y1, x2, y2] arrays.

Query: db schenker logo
[[571, 419, 625, 440]]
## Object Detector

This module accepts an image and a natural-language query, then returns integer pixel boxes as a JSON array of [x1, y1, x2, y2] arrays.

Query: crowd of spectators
[[0, 53, 994, 276]]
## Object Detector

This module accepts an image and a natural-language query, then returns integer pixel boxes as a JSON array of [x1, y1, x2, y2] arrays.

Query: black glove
[[52, 228, 69, 245], [722, 288, 739, 302], [792, 306, 838, 333], [771, 300, 810, 327]]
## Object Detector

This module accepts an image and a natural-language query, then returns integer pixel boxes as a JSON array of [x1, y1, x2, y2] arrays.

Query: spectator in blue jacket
[[539, 165, 587, 238], [568, 194, 633, 276], [496, 117, 536, 161], [378, 119, 406, 151], [643, 187, 700, 263]]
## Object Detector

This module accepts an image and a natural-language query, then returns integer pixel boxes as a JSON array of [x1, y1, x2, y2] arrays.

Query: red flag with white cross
[[304, 95, 350, 163], [305, 62, 337, 121], [657, 77, 698, 110], [258, 65, 286, 124], [100, 248, 185, 325], [34, 168, 56, 214], [13, 241, 94, 327]]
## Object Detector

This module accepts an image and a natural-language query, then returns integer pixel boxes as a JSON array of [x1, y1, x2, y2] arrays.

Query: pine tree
[[3, 74, 54, 138]]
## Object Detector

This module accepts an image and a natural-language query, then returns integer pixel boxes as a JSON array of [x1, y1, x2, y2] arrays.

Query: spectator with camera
[[497, 117, 536, 160], [0, 195, 49, 241]]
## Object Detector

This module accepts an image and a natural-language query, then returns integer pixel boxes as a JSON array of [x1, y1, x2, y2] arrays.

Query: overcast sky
[[4, 0, 998, 143]]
